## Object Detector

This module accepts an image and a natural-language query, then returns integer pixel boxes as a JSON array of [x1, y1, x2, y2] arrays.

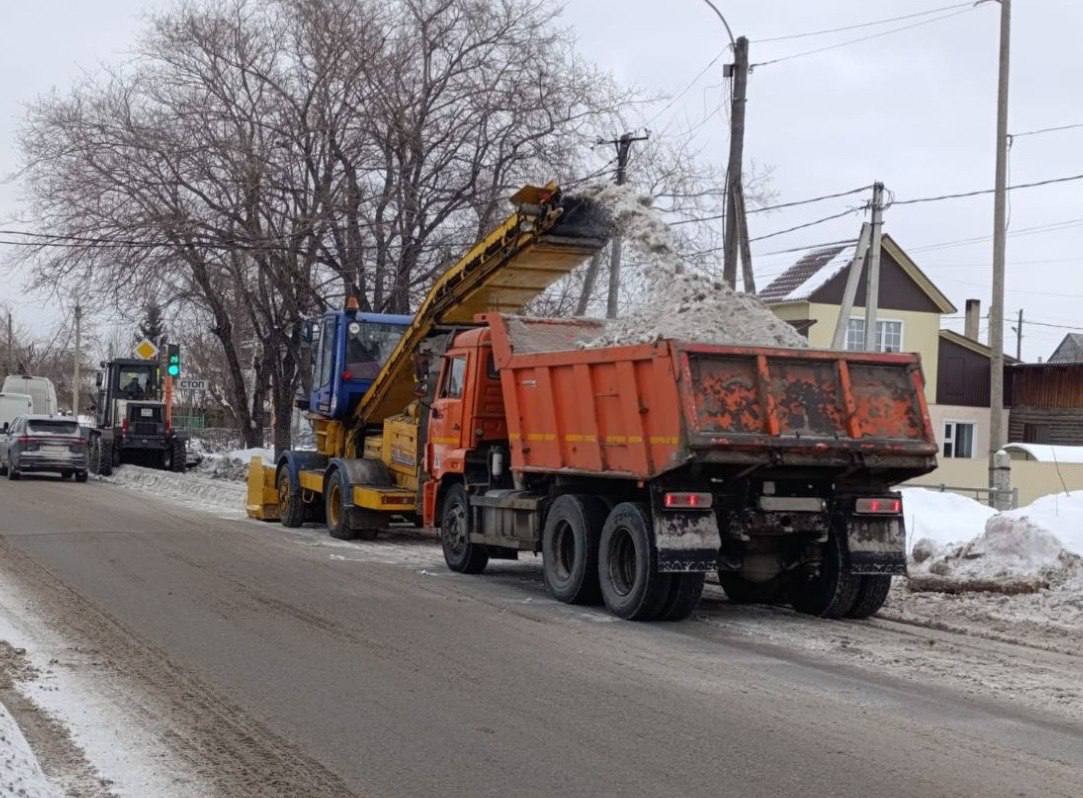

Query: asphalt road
[[1, 475, 1082, 798]]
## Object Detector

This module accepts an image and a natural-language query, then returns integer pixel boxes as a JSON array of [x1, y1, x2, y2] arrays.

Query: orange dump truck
[[422, 314, 938, 621]]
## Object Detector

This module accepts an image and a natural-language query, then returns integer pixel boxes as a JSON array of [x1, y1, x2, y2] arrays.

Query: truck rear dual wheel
[[790, 533, 861, 619], [542, 495, 607, 605], [440, 484, 488, 574], [846, 575, 892, 619], [598, 503, 674, 621]]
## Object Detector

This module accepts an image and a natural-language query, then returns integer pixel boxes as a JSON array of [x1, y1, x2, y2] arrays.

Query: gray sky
[[2, 0, 1081, 360]]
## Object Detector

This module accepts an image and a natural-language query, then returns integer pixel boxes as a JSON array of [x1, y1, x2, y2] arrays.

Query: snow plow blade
[[246, 456, 280, 521]]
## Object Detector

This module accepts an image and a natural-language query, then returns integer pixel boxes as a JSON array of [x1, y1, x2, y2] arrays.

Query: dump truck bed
[[485, 314, 938, 481]]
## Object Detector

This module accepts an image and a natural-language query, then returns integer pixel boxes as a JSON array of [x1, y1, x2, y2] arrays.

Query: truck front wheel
[[542, 495, 606, 605], [598, 503, 672, 621], [440, 484, 488, 574]]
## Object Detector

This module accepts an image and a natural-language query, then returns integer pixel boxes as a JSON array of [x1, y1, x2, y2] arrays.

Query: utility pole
[[830, 223, 872, 350], [73, 304, 82, 416], [605, 131, 649, 319], [989, 0, 1011, 494], [723, 35, 751, 291], [575, 252, 604, 316], [5, 309, 12, 379], [1013, 308, 1023, 361], [863, 182, 886, 352]]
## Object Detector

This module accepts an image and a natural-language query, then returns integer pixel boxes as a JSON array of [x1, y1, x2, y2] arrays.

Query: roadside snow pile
[[901, 488, 995, 552], [196, 447, 273, 482], [0, 701, 58, 798], [573, 182, 807, 350], [104, 465, 247, 518], [905, 489, 1083, 594]]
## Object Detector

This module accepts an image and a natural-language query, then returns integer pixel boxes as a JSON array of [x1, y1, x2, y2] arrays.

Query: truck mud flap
[[651, 509, 720, 573], [846, 517, 906, 575]]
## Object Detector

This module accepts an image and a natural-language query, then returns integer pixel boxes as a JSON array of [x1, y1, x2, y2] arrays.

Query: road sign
[[134, 339, 159, 360], [177, 378, 207, 392]]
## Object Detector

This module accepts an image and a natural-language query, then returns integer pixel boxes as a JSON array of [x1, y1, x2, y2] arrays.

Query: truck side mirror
[[1, 422, 8, 434]]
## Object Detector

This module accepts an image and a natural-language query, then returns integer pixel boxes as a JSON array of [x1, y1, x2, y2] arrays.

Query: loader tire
[[846, 575, 892, 619], [91, 438, 113, 477], [658, 573, 706, 621], [326, 468, 368, 541], [598, 502, 672, 621], [542, 495, 606, 605], [169, 438, 187, 473], [440, 484, 488, 574], [718, 573, 784, 605], [276, 468, 307, 528], [790, 532, 860, 619]]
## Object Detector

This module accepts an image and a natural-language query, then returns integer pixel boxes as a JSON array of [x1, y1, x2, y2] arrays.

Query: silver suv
[[0, 415, 89, 482]]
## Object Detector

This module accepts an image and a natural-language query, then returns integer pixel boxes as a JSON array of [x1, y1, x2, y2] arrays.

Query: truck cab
[[304, 310, 412, 420]]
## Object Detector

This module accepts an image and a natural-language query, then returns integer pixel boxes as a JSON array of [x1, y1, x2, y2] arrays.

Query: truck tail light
[[121, 418, 129, 434], [663, 492, 713, 510], [855, 497, 902, 515]]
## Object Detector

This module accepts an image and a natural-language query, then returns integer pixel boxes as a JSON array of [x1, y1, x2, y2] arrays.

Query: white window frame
[[943, 420, 976, 459], [845, 316, 905, 353]]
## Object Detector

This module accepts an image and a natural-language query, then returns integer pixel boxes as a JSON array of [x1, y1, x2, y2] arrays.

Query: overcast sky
[[2, 0, 1081, 360]]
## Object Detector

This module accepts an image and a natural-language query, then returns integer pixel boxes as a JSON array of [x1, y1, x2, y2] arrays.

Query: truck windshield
[[346, 322, 405, 381]]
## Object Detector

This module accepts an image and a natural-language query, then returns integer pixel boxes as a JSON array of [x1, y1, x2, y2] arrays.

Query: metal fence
[[898, 481, 1019, 510]]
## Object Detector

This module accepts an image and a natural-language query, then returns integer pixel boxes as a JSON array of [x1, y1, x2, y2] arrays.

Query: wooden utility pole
[[605, 131, 649, 319], [5, 309, 12, 378], [723, 36, 751, 291], [1014, 308, 1023, 361], [830, 223, 872, 350], [862, 182, 886, 352], [73, 304, 82, 415], [575, 252, 604, 316], [989, 0, 1011, 493]]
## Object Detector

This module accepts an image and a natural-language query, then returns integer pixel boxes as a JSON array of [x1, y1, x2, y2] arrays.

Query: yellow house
[[759, 234, 956, 407]]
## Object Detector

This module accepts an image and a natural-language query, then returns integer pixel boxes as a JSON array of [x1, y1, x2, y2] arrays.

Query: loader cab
[[308, 310, 411, 419], [97, 360, 161, 428]]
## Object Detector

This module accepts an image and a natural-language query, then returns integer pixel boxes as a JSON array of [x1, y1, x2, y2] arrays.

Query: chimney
[[964, 298, 981, 341]]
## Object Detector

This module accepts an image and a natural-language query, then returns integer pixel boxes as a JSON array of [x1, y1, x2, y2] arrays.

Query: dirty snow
[[574, 183, 808, 350], [103, 465, 247, 518], [901, 487, 996, 552], [0, 700, 58, 798]]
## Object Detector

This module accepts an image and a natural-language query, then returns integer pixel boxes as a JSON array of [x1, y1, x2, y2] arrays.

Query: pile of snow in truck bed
[[572, 182, 808, 350]]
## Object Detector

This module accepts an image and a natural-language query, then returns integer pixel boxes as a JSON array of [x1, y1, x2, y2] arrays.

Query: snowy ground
[[0, 697, 57, 798]]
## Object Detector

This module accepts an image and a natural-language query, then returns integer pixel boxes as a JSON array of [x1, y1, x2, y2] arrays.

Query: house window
[[943, 421, 975, 459], [846, 318, 903, 353], [1023, 423, 1050, 444]]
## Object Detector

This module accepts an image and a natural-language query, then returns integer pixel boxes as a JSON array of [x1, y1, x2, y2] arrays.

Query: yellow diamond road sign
[[135, 339, 159, 360]]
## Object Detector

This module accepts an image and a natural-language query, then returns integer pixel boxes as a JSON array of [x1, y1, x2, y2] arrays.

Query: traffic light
[[166, 344, 181, 378]]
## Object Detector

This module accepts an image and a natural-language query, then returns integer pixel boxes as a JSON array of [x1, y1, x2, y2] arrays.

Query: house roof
[[759, 234, 956, 314], [939, 329, 1020, 363], [1048, 333, 1083, 363]]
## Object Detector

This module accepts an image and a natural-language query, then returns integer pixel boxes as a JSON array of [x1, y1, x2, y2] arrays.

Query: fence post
[[991, 449, 1013, 510]]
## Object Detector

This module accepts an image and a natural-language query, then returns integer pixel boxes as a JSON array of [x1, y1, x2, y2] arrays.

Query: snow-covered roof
[[1003, 443, 1083, 464], [758, 242, 856, 303]]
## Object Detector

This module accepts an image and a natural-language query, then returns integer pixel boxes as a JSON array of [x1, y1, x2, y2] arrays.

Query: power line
[[1010, 122, 1083, 140], [644, 50, 727, 128], [755, 6, 979, 67], [891, 172, 1083, 206], [670, 184, 870, 226], [754, 2, 974, 44], [907, 217, 1083, 254], [686, 207, 862, 258]]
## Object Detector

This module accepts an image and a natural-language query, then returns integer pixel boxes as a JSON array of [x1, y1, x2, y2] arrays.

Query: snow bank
[[103, 465, 247, 518], [906, 489, 1083, 591], [574, 183, 807, 350], [0, 701, 58, 798], [901, 488, 995, 552]]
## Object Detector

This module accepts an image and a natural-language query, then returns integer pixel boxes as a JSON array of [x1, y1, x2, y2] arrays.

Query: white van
[[0, 392, 34, 433], [1, 376, 58, 416]]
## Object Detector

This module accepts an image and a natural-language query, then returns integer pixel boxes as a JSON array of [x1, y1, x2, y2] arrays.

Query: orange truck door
[[428, 353, 469, 477]]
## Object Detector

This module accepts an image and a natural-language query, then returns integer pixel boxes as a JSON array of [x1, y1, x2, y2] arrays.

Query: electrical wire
[[670, 184, 871, 226], [754, 2, 975, 43], [891, 172, 1083, 207], [644, 50, 727, 128], [1010, 122, 1083, 140], [684, 207, 862, 258], [755, 6, 979, 68]]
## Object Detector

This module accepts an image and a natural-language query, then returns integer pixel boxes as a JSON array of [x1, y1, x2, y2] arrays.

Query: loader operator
[[124, 375, 145, 399]]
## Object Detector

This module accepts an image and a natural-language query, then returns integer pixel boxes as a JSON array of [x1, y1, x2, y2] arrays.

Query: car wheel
[[7, 459, 20, 481], [75, 471, 89, 483]]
